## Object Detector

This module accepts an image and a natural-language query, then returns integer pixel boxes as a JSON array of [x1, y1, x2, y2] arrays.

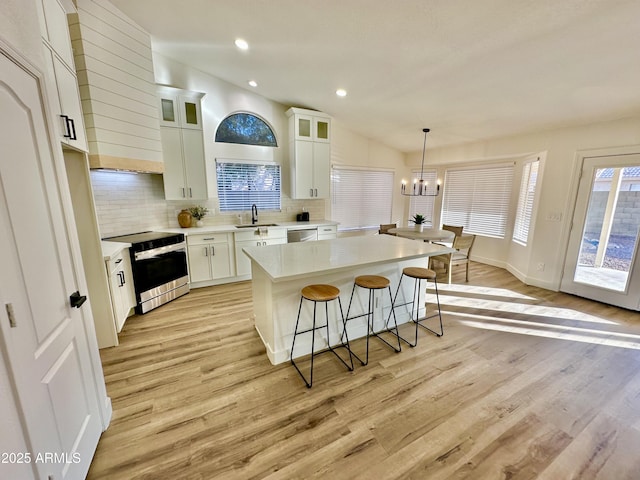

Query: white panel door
[[0, 52, 102, 479]]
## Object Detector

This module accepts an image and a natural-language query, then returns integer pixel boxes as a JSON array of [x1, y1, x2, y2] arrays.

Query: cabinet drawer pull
[[314, 188, 318, 197], [181, 187, 186, 198], [204, 246, 208, 257], [309, 188, 313, 197], [115, 258, 123, 264], [211, 246, 215, 256], [203, 237, 215, 241]]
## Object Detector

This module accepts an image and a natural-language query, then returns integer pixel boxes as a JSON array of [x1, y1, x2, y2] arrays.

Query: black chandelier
[[401, 128, 441, 197]]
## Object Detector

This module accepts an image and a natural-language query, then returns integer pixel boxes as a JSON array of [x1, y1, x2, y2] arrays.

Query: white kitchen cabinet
[[187, 233, 235, 283], [286, 107, 331, 199], [317, 224, 338, 240], [235, 227, 287, 277], [157, 87, 204, 130], [161, 126, 207, 200], [290, 109, 331, 143], [158, 87, 207, 200], [106, 250, 135, 333], [39, 0, 87, 150]]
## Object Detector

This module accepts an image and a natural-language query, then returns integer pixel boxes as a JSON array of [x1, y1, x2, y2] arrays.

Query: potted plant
[[411, 213, 426, 231], [189, 205, 209, 227]]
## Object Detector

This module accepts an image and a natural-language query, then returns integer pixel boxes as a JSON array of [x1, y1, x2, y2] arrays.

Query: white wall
[[421, 116, 640, 290], [151, 53, 408, 229]]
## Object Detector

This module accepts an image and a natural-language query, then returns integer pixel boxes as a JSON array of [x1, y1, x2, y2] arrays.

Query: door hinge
[[5, 303, 17, 328]]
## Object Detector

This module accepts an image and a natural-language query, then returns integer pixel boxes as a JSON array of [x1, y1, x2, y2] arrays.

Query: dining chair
[[429, 234, 476, 284], [379, 223, 397, 236], [437, 224, 464, 247]]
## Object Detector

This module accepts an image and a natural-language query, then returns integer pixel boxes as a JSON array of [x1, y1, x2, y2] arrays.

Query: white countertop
[[243, 235, 454, 282], [162, 220, 338, 235], [101, 240, 131, 260]]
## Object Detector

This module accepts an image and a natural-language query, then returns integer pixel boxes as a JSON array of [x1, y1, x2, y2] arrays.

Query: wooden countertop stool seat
[[343, 275, 402, 366], [387, 266, 443, 347], [290, 284, 354, 388]]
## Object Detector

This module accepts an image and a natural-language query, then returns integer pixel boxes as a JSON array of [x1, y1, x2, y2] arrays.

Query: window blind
[[408, 170, 437, 227], [216, 160, 281, 211], [442, 163, 514, 238], [331, 167, 394, 230], [513, 160, 540, 245]]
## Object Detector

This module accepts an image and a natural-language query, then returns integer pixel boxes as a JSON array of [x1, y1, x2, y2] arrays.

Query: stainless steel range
[[104, 231, 189, 314]]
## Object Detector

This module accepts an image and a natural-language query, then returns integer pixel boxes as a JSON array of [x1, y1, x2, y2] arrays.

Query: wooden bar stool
[[388, 266, 443, 347], [344, 275, 401, 366], [290, 284, 354, 388]]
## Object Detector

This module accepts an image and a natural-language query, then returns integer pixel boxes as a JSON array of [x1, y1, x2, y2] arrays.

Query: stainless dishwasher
[[287, 227, 318, 242]]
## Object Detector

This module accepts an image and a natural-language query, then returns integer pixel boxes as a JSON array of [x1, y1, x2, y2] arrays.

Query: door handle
[[70, 291, 87, 308]]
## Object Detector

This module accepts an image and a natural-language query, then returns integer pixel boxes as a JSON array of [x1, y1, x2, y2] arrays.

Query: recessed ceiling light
[[336, 88, 347, 97], [248, 80, 258, 87], [235, 38, 249, 50]]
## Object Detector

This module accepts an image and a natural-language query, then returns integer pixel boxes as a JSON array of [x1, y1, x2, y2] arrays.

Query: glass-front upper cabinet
[[157, 86, 204, 129], [289, 108, 331, 142]]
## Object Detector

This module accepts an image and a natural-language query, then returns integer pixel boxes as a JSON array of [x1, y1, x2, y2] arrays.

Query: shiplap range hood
[[69, 0, 164, 173]]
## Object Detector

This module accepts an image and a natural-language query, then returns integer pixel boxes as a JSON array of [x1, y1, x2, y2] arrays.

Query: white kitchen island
[[243, 235, 453, 365]]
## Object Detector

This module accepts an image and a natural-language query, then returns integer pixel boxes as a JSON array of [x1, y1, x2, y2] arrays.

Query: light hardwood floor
[[88, 263, 640, 479]]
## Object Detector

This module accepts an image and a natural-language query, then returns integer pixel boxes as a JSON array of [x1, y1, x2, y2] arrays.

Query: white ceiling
[[109, 0, 640, 153]]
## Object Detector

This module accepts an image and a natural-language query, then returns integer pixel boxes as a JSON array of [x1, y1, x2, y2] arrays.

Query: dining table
[[387, 227, 455, 243]]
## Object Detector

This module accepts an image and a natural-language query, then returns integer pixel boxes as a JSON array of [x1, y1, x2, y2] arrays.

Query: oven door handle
[[134, 242, 186, 261]]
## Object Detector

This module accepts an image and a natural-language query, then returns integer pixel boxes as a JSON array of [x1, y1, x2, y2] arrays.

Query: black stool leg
[[417, 276, 444, 337], [342, 283, 368, 366], [330, 297, 354, 371], [292, 295, 355, 388], [291, 296, 314, 388]]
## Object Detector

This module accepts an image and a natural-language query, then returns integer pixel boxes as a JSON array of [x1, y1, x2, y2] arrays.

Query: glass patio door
[[561, 154, 640, 310]]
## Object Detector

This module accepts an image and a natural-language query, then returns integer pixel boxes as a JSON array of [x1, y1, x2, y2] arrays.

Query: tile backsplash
[[90, 171, 326, 238]]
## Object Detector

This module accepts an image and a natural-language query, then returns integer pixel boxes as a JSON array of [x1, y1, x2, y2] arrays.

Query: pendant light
[[401, 128, 441, 196]]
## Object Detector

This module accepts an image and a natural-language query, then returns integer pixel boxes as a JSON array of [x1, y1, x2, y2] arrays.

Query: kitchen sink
[[235, 223, 279, 229]]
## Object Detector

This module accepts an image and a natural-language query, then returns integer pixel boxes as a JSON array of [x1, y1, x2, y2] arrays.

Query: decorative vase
[[178, 209, 192, 228], [415, 223, 424, 232], [196, 220, 204, 227]]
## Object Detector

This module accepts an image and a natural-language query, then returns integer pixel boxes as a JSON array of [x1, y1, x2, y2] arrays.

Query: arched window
[[215, 112, 277, 147]]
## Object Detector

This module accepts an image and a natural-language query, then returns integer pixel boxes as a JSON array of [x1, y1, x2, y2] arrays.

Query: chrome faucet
[[251, 204, 258, 224]]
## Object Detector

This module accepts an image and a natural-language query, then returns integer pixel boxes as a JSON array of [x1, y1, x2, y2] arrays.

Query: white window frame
[[331, 166, 394, 231], [216, 159, 281, 211], [513, 158, 540, 245], [442, 163, 515, 238]]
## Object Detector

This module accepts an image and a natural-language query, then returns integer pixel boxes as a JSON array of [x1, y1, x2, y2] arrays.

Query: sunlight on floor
[[452, 312, 640, 350], [427, 282, 640, 349], [434, 283, 538, 301], [434, 290, 618, 325]]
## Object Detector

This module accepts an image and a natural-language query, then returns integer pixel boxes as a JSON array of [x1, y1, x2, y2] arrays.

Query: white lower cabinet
[[317, 224, 337, 240], [235, 227, 287, 277], [187, 233, 235, 282], [107, 250, 135, 333]]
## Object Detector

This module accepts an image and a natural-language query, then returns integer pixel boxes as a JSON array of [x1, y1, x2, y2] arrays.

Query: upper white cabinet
[[158, 86, 207, 200], [286, 107, 331, 199], [291, 110, 331, 143], [158, 89, 203, 130], [39, 0, 87, 151]]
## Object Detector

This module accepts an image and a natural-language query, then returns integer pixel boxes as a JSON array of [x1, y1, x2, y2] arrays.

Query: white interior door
[[0, 52, 102, 478], [561, 153, 640, 310]]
